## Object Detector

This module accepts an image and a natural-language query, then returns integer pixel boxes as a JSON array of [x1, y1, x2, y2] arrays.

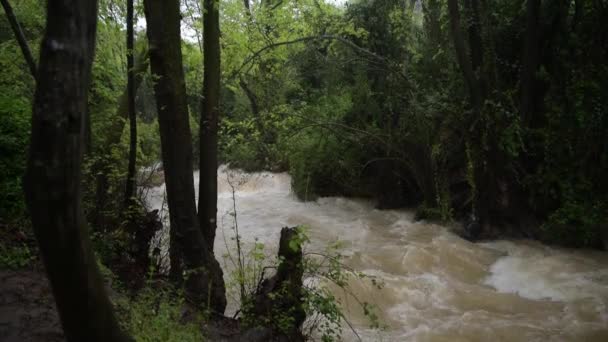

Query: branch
[[1, 0, 37, 80], [230, 34, 406, 80]]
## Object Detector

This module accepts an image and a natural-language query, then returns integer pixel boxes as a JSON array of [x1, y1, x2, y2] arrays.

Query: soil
[[0, 269, 65, 342]]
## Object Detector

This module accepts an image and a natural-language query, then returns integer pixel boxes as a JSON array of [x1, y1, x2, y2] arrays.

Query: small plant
[[0, 243, 34, 270], [118, 286, 205, 342], [301, 238, 386, 341]]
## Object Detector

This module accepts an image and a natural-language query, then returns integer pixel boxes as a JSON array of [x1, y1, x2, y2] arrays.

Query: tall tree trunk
[[0, 0, 37, 80], [124, 0, 137, 208], [447, 0, 489, 235], [520, 0, 541, 125], [422, 0, 442, 48], [199, 0, 221, 252], [464, 0, 483, 73], [447, 0, 482, 113], [22, 0, 131, 340], [143, 0, 226, 313]]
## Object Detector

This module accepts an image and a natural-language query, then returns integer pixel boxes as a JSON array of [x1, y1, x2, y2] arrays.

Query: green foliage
[[117, 287, 205, 342], [0, 242, 34, 269], [0, 0, 42, 221], [541, 200, 607, 248], [215, 0, 607, 247], [0, 93, 30, 220]]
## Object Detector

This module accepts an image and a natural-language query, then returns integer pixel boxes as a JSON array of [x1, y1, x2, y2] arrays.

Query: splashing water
[[144, 166, 608, 341]]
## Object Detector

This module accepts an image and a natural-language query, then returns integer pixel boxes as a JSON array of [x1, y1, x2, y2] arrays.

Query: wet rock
[[462, 213, 482, 241]]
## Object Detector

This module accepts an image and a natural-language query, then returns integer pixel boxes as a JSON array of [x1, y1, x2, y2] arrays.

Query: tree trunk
[[22, 0, 131, 340], [245, 227, 305, 341], [447, 0, 482, 113], [520, 0, 541, 124], [0, 0, 37, 80], [464, 0, 484, 74], [123, 0, 137, 208], [199, 0, 221, 252], [92, 46, 148, 228], [143, 0, 226, 313], [447, 0, 489, 235]]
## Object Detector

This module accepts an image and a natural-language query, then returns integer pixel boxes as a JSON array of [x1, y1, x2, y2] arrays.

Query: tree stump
[[244, 227, 306, 341]]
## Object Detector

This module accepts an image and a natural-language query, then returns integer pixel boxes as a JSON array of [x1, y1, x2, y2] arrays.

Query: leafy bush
[[118, 287, 205, 342], [0, 94, 30, 220], [0, 242, 34, 269], [541, 200, 608, 248]]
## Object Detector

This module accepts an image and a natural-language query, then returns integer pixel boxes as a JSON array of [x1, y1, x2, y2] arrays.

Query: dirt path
[[0, 269, 64, 342]]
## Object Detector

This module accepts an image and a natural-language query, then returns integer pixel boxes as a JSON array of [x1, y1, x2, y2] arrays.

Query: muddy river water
[[145, 167, 608, 341]]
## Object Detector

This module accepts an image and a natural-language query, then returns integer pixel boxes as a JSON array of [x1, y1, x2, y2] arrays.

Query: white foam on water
[[484, 249, 608, 303]]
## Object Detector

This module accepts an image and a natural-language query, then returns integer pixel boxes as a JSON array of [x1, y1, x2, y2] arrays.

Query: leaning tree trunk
[[0, 0, 37, 80], [199, 0, 222, 252], [22, 0, 131, 341], [143, 0, 226, 313]]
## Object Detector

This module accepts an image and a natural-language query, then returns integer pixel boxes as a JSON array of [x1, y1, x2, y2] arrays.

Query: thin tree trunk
[[243, 0, 252, 16], [464, 0, 483, 73], [520, 0, 541, 124], [124, 0, 137, 207], [92, 47, 148, 228], [0, 0, 37, 80], [143, 0, 226, 313], [22, 0, 131, 340], [199, 0, 221, 252], [447, 0, 489, 235], [447, 0, 482, 112]]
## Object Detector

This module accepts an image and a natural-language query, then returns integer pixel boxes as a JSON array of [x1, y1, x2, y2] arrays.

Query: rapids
[[144, 167, 608, 341]]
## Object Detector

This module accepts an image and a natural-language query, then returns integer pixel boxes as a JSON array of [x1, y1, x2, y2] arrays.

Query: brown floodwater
[[145, 167, 608, 341]]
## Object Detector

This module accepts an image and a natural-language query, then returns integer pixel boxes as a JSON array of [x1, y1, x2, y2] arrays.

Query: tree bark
[[246, 227, 305, 340], [0, 0, 37, 80], [447, 0, 490, 236], [22, 0, 131, 340], [124, 0, 137, 208], [464, 0, 484, 74], [143, 0, 226, 313], [520, 0, 541, 124], [92, 46, 148, 228], [199, 0, 221, 252], [447, 0, 482, 113]]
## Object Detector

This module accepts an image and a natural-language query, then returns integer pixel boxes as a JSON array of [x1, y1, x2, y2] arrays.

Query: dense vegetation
[[0, 0, 607, 340]]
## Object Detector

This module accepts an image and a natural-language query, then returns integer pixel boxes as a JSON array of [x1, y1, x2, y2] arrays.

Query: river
[[144, 166, 608, 341]]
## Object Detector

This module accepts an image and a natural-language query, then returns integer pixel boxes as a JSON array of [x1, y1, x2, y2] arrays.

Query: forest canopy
[[3, 0, 606, 245]]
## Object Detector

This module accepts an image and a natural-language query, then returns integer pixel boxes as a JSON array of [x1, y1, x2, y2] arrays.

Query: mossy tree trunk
[[23, 0, 131, 340]]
